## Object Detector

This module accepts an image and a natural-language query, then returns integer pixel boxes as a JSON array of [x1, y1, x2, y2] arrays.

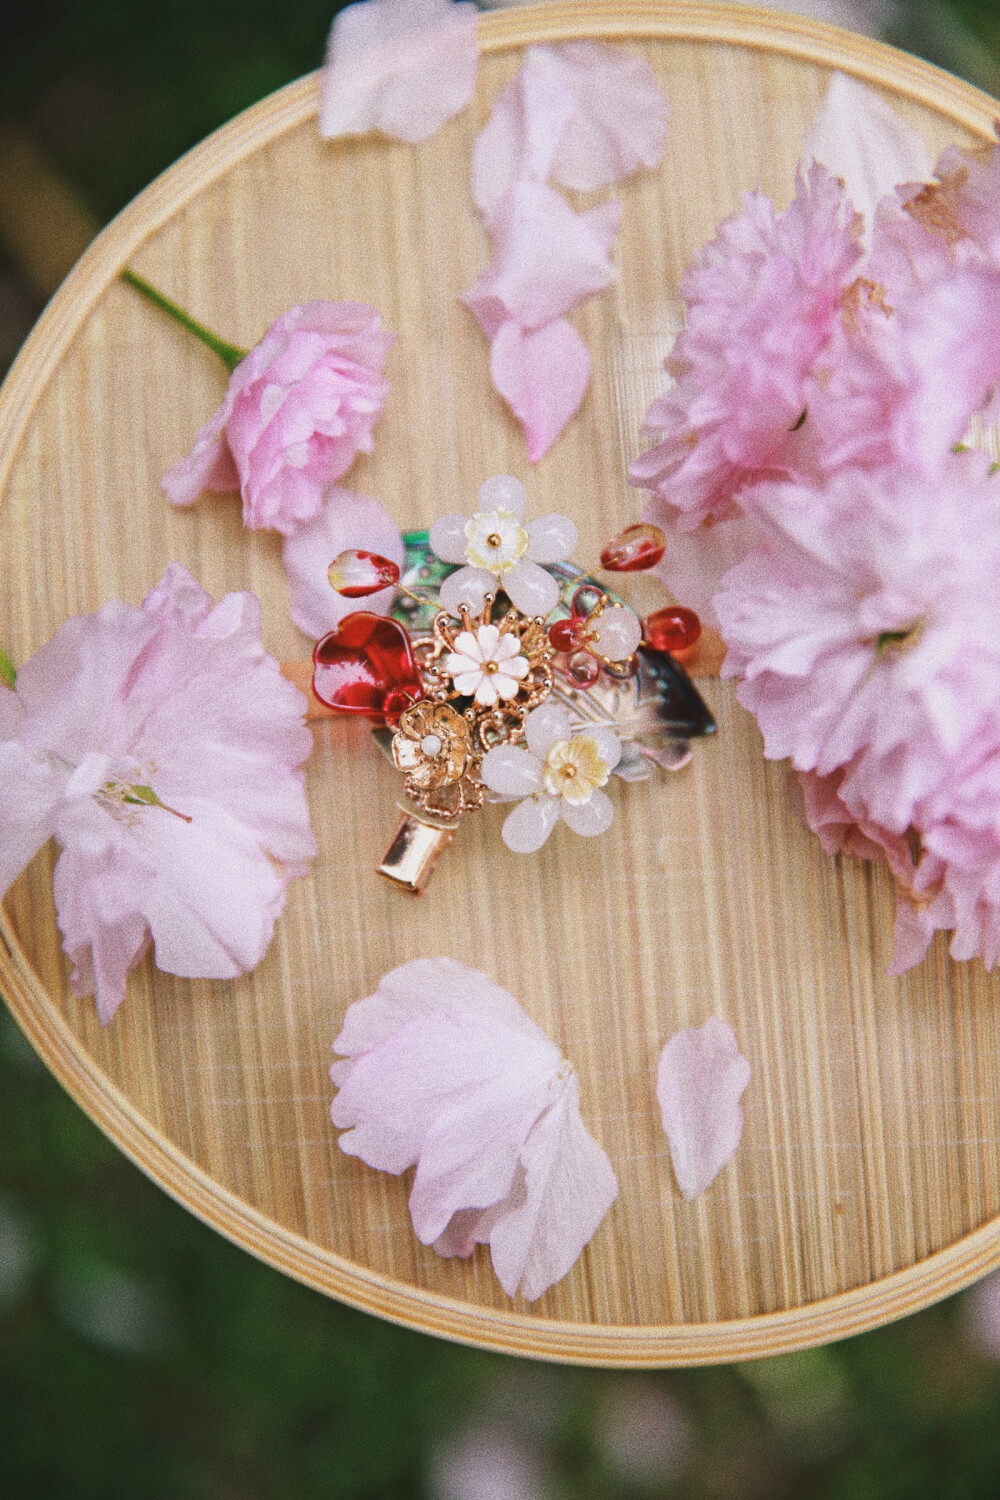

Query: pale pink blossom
[[330, 958, 618, 1300], [657, 1017, 751, 1199], [717, 454, 1000, 831], [444, 623, 530, 707], [644, 509, 760, 630], [629, 163, 864, 529], [481, 702, 621, 854], [0, 565, 315, 1024], [319, 0, 479, 144], [489, 318, 591, 463], [280, 487, 405, 639], [911, 134, 1000, 263], [464, 183, 621, 337], [472, 41, 668, 216], [162, 301, 395, 534], [430, 474, 576, 618]]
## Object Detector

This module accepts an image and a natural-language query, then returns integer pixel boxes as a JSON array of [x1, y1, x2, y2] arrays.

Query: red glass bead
[[600, 523, 666, 573], [312, 613, 423, 722], [566, 650, 600, 688], [548, 618, 586, 652], [327, 549, 401, 599], [643, 606, 702, 657], [570, 584, 604, 619]]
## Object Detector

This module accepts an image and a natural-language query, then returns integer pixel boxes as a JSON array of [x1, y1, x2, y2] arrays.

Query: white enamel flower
[[429, 475, 578, 619], [480, 702, 622, 853], [443, 623, 531, 707]]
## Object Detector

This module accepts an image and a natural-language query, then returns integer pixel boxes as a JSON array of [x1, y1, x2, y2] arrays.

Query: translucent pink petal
[[439, 565, 492, 617], [472, 46, 575, 216], [490, 318, 591, 463], [501, 557, 560, 618], [487, 1076, 618, 1300], [281, 488, 405, 639], [481, 744, 544, 798], [545, 41, 668, 193], [334, 956, 551, 1059], [657, 1017, 751, 1199], [0, 740, 65, 896], [319, 0, 479, 144], [801, 72, 930, 247], [559, 786, 614, 838], [501, 794, 560, 853], [464, 183, 621, 335]]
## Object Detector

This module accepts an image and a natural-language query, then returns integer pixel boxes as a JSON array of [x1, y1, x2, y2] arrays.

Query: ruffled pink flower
[[331, 958, 618, 1301], [717, 454, 1000, 832], [319, 0, 479, 144], [0, 564, 315, 1024], [162, 301, 396, 534], [629, 162, 864, 529], [472, 41, 668, 216], [280, 487, 405, 639]]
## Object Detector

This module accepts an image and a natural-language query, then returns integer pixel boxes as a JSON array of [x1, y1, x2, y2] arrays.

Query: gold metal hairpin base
[[377, 809, 458, 894]]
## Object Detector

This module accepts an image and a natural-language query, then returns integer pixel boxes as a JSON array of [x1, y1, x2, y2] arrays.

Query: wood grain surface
[[3, 2, 1000, 1366]]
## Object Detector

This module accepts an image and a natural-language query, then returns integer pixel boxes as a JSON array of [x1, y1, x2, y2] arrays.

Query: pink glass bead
[[327, 549, 401, 599], [591, 605, 642, 661], [643, 606, 702, 657], [571, 584, 604, 619], [548, 618, 587, 653], [567, 651, 600, 688], [600, 523, 666, 573]]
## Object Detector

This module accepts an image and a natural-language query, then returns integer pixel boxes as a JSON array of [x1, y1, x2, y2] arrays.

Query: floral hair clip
[[311, 475, 716, 891]]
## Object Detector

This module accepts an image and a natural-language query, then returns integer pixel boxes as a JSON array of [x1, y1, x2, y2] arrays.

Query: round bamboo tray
[[2, 1, 1000, 1367]]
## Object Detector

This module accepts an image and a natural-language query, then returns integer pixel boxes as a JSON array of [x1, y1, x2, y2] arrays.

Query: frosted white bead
[[592, 606, 642, 660], [478, 475, 527, 518], [420, 735, 443, 757]]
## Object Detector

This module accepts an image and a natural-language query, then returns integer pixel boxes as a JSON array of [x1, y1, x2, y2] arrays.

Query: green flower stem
[[120, 269, 248, 372], [0, 646, 15, 688]]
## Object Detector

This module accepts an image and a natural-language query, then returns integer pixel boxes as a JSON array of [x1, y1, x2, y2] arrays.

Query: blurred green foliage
[[5, 1, 1000, 1495]]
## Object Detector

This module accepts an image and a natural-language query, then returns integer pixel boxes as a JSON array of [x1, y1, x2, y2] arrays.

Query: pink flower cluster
[[466, 42, 668, 461], [631, 119, 1000, 974]]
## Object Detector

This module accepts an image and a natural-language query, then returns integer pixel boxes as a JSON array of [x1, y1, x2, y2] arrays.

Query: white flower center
[[420, 734, 443, 757], [464, 508, 529, 576]]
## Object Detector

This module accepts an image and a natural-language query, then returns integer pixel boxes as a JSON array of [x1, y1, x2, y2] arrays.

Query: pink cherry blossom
[[629, 162, 864, 530], [657, 1017, 751, 1199], [280, 487, 405, 639], [319, 0, 479, 144], [472, 41, 668, 216], [716, 454, 1000, 833], [0, 564, 315, 1024], [162, 301, 396, 534], [330, 958, 618, 1300]]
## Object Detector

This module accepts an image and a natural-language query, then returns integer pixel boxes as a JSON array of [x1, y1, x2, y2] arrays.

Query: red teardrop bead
[[548, 618, 586, 653], [327, 548, 401, 599], [312, 613, 424, 723], [643, 606, 702, 657], [600, 523, 666, 573]]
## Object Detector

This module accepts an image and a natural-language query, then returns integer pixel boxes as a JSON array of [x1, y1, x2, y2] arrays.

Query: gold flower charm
[[392, 702, 471, 790]]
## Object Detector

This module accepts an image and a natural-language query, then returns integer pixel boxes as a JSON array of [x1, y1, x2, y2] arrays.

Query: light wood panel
[[2, 3, 1000, 1366]]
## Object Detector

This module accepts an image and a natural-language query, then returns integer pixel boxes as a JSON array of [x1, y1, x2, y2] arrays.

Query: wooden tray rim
[[2, 0, 1000, 1366]]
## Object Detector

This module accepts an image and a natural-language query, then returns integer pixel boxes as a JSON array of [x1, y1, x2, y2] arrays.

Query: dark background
[[3, 2, 1000, 1496]]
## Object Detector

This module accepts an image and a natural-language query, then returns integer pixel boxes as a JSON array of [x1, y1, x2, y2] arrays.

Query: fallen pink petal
[[330, 958, 617, 1299], [319, 0, 479, 144], [464, 182, 621, 337], [489, 317, 591, 462], [472, 41, 667, 216], [657, 1017, 751, 1199]]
